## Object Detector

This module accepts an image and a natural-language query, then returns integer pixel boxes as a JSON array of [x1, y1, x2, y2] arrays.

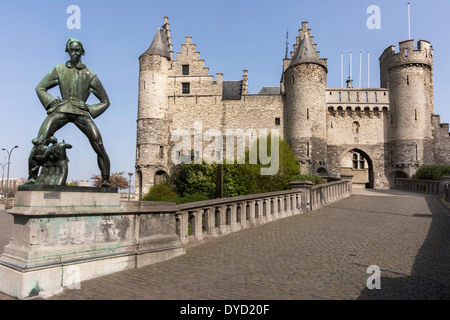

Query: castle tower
[[283, 22, 328, 174], [379, 39, 434, 176], [135, 18, 172, 199]]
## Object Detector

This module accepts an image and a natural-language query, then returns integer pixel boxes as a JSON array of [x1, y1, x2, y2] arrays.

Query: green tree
[[239, 134, 300, 194]]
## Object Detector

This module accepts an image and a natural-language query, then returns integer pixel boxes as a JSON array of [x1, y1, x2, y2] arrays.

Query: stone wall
[[432, 115, 450, 165]]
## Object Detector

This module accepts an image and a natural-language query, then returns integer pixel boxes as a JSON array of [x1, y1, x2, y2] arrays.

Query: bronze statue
[[26, 38, 111, 187]]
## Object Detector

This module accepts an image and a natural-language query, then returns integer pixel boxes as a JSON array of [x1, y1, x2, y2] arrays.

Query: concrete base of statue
[[0, 185, 185, 299]]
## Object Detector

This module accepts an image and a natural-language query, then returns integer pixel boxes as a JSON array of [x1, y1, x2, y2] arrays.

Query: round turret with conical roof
[[136, 18, 172, 198], [284, 22, 328, 175]]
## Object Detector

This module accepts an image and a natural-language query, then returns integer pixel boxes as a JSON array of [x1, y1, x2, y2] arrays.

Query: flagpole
[[408, 3, 411, 39]]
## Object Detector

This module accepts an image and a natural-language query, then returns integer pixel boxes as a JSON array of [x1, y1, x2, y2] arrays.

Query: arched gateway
[[340, 148, 374, 189]]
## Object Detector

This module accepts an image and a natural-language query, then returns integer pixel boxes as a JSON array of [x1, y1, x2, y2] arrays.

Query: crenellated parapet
[[380, 39, 433, 88]]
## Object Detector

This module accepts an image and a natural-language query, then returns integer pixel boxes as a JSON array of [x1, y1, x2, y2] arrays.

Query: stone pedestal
[[290, 181, 313, 212], [439, 176, 450, 199], [0, 186, 185, 299]]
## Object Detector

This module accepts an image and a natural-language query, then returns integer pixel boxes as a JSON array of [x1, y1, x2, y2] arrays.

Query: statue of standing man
[[26, 38, 111, 187]]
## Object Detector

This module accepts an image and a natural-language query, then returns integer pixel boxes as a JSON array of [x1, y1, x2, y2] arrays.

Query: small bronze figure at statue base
[[24, 136, 72, 186]]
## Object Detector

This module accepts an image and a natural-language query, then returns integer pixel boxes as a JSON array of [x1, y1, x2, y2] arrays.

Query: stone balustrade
[[175, 178, 353, 245], [395, 177, 450, 199], [396, 178, 439, 195]]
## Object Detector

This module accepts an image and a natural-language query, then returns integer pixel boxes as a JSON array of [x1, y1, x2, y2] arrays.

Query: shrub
[[412, 165, 450, 181], [141, 183, 178, 202], [170, 161, 217, 199], [175, 193, 210, 204], [292, 174, 325, 185]]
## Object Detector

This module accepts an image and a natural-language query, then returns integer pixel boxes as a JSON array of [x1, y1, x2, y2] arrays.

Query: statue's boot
[[101, 175, 111, 188]]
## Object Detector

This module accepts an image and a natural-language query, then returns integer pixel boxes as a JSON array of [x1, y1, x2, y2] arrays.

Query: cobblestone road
[[1, 189, 449, 300]]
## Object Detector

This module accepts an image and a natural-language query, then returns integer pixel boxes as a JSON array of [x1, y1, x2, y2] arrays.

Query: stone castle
[[135, 17, 450, 198]]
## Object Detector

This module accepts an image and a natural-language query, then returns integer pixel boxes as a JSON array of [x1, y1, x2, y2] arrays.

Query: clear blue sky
[[0, 0, 449, 182]]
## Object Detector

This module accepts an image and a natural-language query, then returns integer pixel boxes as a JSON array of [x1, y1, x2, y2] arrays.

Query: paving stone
[[1, 189, 450, 300]]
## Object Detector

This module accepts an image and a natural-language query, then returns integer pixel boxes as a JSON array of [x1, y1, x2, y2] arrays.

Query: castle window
[[352, 153, 366, 170], [415, 109, 417, 120], [182, 82, 190, 94], [407, 75, 410, 85], [275, 118, 281, 125], [338, 92, 341, 102], [307, 109, 310, 120], [182, 65, 190, 75], [159, 146, 164, 158], [374, 92, 378, 102]]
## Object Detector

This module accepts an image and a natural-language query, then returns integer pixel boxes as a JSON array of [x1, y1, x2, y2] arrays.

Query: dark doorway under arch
[[154, 170, 169, 185], [388, 170, 409, 189], [317, 167, 328, 177]]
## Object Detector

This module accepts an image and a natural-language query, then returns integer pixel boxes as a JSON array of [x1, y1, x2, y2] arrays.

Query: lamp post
[[128, 172, 133, 201], [0, 161, 6, 203], [2, 145, 19, 205]]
